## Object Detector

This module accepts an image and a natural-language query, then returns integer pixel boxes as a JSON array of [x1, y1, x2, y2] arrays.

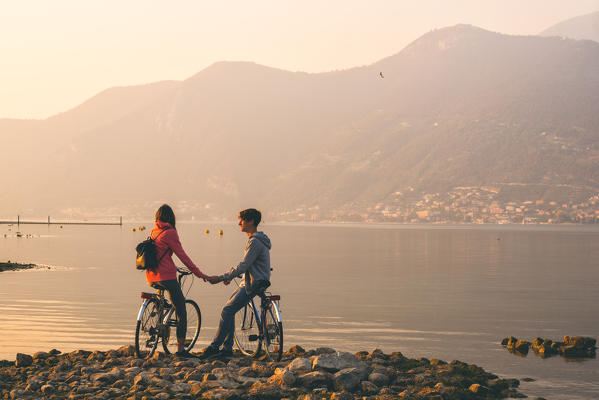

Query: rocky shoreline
[[1, 346, 528, 400], [0, 261, 38, 273]]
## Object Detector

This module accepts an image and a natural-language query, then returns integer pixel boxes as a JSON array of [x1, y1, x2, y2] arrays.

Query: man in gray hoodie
[[201, 208, 271, 358]]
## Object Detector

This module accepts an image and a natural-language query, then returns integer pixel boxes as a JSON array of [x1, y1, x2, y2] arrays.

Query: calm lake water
[[1, 222, 598, 399]]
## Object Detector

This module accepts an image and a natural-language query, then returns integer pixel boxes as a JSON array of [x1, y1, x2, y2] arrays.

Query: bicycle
[[233, 278, 283, 361], [135, 268, 201, 359]]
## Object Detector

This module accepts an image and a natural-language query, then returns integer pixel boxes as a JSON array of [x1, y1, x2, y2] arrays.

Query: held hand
[[197, 272, 208, 282], [223, 280, 231, 286], [206, 276, 221, 285]]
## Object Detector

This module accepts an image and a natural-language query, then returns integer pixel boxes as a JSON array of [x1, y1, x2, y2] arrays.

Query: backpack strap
[[152, 227, 172, 265], [151, 227, 170, 241]]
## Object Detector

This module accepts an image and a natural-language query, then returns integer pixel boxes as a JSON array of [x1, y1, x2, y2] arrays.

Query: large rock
[[333, 368, 364, 392], [368, 348, 387, 360], [563, 336, 597, 349], [286, 357, 312, 373], [15, 353, 33, 368], [368, 372, 389, 386], [514, 340, 530, 354], [505, 337, 530, 354], [312, 352, 370, 374], [267, 368, 296, 386], [297, 371, 334, 389], [248, 381, 287, 399], [116, 345, 136, 357], [90, 367, 123, 384], [33, 351, 51, 360], [284, 345, 306, 357], [361, 380, 379, 394], [315, 347, 336, 354]]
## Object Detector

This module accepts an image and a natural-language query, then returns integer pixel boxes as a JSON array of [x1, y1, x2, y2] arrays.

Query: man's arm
[[219, 238, 261, 282]]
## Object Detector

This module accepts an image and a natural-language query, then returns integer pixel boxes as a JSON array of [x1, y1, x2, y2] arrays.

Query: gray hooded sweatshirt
[[220, 231, 271, 294]]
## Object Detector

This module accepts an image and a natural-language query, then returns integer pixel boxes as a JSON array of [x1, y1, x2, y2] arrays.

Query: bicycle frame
[[249, 295, 282, 330]]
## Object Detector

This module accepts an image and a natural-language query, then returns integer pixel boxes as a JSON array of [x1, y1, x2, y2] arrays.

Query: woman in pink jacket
[[147, 204, 206, 357]]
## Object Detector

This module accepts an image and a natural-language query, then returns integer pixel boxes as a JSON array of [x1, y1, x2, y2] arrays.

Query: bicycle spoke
[[234, 302, 261, 357]]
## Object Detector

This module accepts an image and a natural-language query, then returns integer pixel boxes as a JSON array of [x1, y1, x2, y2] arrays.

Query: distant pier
[[0, 216, 123, 226]]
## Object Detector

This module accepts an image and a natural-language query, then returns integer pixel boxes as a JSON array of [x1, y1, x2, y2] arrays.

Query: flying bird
[[379, 72, 384, 78]]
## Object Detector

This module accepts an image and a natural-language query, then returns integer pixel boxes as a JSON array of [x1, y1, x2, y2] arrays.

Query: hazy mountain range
[[540, 11, 599, 42], [2, 22, 599, 222]]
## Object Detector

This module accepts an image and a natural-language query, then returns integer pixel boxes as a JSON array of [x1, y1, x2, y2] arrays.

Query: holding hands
[[203, 275, 231, 285]]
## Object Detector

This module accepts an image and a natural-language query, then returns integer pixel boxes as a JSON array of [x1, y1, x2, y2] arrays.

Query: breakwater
[[2, 346, 525, 400]]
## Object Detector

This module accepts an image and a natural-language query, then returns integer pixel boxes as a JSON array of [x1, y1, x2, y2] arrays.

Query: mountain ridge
[[2, 24, 598, 222], [539, 11, 599, 42]]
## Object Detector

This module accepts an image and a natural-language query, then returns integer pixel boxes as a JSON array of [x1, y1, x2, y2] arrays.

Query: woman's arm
[[164, 229, 205, 279]]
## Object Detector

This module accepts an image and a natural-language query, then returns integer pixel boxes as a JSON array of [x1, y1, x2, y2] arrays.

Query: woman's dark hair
[[155, 204, 176, 229], [239, 208, 261, 227]]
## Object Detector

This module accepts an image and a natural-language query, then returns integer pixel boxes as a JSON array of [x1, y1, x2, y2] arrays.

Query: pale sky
[[1, 0, 597, 119]]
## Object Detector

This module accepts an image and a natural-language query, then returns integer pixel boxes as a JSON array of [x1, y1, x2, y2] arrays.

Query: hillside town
[[278, 187, 599, 224]]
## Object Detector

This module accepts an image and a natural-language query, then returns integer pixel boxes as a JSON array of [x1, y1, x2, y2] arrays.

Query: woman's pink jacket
[[145, 220, 202, 283]]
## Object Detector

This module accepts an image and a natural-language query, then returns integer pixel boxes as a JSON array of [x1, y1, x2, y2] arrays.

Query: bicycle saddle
[[252, 280, 271, 296], [151, 282, 167, 290]]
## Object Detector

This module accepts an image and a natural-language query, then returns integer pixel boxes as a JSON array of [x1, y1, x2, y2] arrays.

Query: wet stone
[[15, 354, 33, 368]]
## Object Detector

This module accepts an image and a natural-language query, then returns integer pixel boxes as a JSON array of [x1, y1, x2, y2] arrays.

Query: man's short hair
[[239, 208, 262, 227]]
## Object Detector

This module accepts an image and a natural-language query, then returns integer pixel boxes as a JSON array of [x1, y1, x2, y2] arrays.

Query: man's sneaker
[[199, 346, 220, 359], [175, 350, 198, 359], [219, 348, 233, 359]]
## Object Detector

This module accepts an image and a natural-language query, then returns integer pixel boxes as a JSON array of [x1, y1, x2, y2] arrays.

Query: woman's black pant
[[158, 280, 187, 339]]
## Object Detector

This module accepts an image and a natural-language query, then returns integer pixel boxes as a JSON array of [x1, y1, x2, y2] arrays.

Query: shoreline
[[0, 261, 38, 273], [2, 346, 527, 400]]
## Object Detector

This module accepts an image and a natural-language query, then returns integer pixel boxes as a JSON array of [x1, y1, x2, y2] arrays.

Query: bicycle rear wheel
[[263, 305, 283, 361], [135, 299, 160, 359], [234, 303, 261, 357], [162, 299, 202, 354]]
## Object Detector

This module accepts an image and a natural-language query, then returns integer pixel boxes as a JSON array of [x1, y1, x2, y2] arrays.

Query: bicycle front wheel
[[234, 303, 261, 357], [135, 299, 160, 359], [263, 305, 283, 361], [162, 299, 202, 354]]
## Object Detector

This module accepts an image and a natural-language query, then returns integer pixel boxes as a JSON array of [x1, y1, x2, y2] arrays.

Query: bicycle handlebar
[[177, 267, 192, 285]]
